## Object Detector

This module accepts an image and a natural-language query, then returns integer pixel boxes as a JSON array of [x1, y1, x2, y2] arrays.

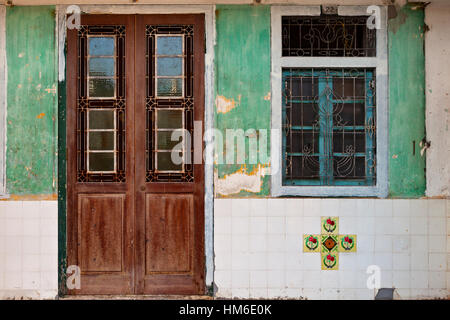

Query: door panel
[[79, 194, 124, 272], [145, 194, 193, 273], [67, 14, 205, 295]]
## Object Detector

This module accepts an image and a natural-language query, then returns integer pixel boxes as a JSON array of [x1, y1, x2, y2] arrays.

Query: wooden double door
[[66, 14, 205, 295]]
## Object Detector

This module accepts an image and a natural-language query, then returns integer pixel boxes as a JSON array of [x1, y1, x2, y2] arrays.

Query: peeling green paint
[[215, 5, 271, 197], [6, 6, 57, 195], [388, 4, 426, 197]]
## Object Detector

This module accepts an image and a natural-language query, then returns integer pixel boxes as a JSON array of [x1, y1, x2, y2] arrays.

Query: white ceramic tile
[[249, 270, 267, 288], [338, 289, 357, 300], [302, 253, 320, 271], [5, 254, 22, 272], [231, 235, 248, 255], [215, 199, 232, 217], [374, 199, 393, 217], [215, 253, 231, 271], [410, 200, 428, 217], [428, 289, 448, 299], [40, 271, 57, 291], [411, 270, 428, 289], [428, 235, 446, 253], [339, 216, 357, 234], [216, 286, 232, 298], [354, 288, 375, 300], [393, 235, 410, 253], [268, 288, 289, 298], [22, 236, 39, 255], [356, 199, 375, 217], [374, 235, 392, 253], [379, 270, 393, 288], [285, 217, 302, 235], [38, 201, 58, 219], [267, 199, 286, 216], [410, 217, 428, 235], [393, 271, 411, 289], [393, 253, 410, 271], [409, 289, 429, 299], [267, 270, 285, 288], [249, 217, 266, 235], [266, 234, 286, 252], [248, 253, 267, 271], [338, 199, 356, 217], [302, 270, 320, 289], [356, 253, 375, 271], [22, 202, 40, 219], [4, 271, 22, 289], [321, 288, 339, 299], [284, 199, 303, 216], [302, 288, 322, 300], [249, 235, 267, 253], [356, 235, 375, 253], [285, 250, 302, 270], [428, 271, 446, 289], [428, 199, 446, 217], [249, 288, 268, 298], [40, 236, 57, 255], [22, 271, 40, 290], [231, 252, 250, 270], [231, 199, 250, 217], [214, 217, 231, 235], [339, 254, 357, 271], [5, 219, 22, 237], [356, 216, 375, 235], [411, 252, 429, 270], [392, 216, 410, 235], [429, 253, 446, 271], [215, 270, 232, 289], [285, 235, 301, 254], [22, 219, 40, 237], [231, 270, 249, 288], [320, 270, 339, 290], [375, 216, 393, 235], [23, 254, 40, 272], [303, 199, 321, 217], [40, 254, 57, 272], [428, 217, 446, 235], [214, 234, 231, 254], [339, 270, 357, 289], [5, 202, 23, 218], [249, 198, 267, 217], [303, 217, 320, 234], [285, 270, 302, 288], [266, 252, 285, 270], [394, 288, 411, 300], [5, 236, 22, 255], [374, 252, 393, 271], [231, 216, 249, 235], [393, 199, 410, 217], [267, 216, 285, 234]]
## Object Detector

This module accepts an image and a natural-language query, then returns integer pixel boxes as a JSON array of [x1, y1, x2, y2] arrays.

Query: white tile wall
[[0, 201, 58, 299], [214, 199, 450, 300]]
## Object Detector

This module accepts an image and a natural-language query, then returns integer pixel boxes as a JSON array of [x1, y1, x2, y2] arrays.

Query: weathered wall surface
[[214, 5, 271, 197], [5, 6, 57, 197], [388, 5, 426, 198], [424, 3, 450, 197]]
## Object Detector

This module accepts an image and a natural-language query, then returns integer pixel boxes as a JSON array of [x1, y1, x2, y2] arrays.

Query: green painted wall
[[388, 5, 426, 197], [215, 5, 271, 197], [6, 6, 57, 195]]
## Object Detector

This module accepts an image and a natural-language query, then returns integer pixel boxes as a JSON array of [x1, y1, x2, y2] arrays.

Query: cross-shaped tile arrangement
[[303, 217, 357, 270]]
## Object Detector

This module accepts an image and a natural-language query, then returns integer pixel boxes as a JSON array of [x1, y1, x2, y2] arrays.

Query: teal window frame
[[282, 69, 376, 186]]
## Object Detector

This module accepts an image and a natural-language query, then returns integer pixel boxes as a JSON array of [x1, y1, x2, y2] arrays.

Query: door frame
[[56, 4, 215, 296]]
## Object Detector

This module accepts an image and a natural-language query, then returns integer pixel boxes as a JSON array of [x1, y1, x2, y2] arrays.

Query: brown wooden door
[[66, 14, 205, 295]]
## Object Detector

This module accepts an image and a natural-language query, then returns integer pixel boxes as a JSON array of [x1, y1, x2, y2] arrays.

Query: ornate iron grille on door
[[77, 25, 127, 182], [282, 68, 376, 186], [145, 25, 194, 182]]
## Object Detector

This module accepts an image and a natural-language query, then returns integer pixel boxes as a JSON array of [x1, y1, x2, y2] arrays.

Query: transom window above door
[[271, 6, 388, 197]]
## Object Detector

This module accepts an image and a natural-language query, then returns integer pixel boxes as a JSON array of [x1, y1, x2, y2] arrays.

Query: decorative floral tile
[[321, 252, 339, 270], [321, 216, 339, 235], [321, 234, 339, 253], [338, 234, 357, 253], [303, 234, 320, 253]]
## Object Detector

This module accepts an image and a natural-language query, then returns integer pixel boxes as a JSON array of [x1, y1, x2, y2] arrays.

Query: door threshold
[[59, 295, 213, 300]]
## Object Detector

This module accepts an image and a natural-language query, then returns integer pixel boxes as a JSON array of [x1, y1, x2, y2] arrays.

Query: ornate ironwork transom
[[282, 15, 376, 57], [77, 25, 126, 182], [145, 25, 194, 182]]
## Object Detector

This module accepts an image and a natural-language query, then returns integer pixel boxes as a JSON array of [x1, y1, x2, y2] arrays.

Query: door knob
[[140, 185, 145, 191]]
